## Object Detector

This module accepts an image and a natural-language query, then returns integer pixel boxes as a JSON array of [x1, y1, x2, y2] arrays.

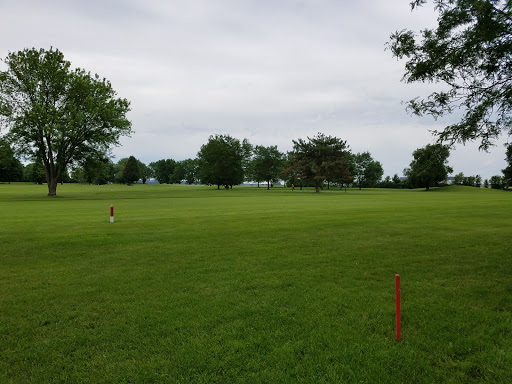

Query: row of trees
[[195, 133, 385, 192], [451, 172, 505, 190], [3, 133, 511, 192]]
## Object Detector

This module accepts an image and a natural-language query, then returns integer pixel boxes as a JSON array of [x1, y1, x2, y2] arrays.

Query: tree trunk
[[47, 178, 58, 196], [44, 163, 59, 196], [315, 181, 320, 193], [267, 180, 270, 190]]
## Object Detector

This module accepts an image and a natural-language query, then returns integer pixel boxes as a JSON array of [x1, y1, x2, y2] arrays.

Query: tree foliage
[[352, 152, 384, 189], [0, 138, 23, 182], [453, 172, 465, 185], [0, 47, 131, 195], [287, 132, 352, 193], [388, 0, 512, 149], [490, 174, 505, 189], [404, 143, 453, 190], [76, 155, 114, 185], [249, 145, 285, 189], [197, 134, 252, 188], [380, 174, 403, 189], [122, 156, 140, 185], [137, 160, 152, 184], [23, 161, 46, 184], [149, 159, 176, 184], [173, 159, 198, 185], [503, 143, 512, 186]]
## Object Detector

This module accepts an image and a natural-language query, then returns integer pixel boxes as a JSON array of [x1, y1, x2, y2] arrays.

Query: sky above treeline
[[0, 0, 509, 179]]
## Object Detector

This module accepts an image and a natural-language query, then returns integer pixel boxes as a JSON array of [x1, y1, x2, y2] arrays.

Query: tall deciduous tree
[[197, 134, 252, 189], [490, 175, 505, 189], [0, 48, 131, 196], [173, 158, 198, 185], [352, 152, 384, 189], [388, 0, 512, 149], [404, 143, 453, 191], [149, 159, 176, 184], [287, 132, 352, 193], [453, 172, 464, 185], [137, 160, 152, 184], [250, 145, 285, 190]]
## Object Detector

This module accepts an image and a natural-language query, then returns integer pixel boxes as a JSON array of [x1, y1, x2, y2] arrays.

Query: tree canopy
[[149, 159, 176, 184], [197, 134, 252, 189], [249, 145, 285, 189], [404, 143, 453, 190], [0, 47, 131, 195], [352, 152, 384, 189], [287, 132, 352, 193], [122, 156, 140, 185], [388, 0, 512, 150], [173, 159, 198, 185], [79, 155, 113, 185]]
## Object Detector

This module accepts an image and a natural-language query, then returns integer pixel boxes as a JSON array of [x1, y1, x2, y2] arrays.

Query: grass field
[[0, 183, 511, 383]]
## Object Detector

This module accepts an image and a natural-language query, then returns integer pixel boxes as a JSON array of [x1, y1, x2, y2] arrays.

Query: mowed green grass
[[0, 183, 511, 383]]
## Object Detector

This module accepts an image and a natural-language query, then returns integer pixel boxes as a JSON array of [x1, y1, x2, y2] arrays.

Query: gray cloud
[[0, 0, 508, 179]]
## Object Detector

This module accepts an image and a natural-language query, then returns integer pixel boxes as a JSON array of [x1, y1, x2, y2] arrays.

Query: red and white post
[[395, 274, 401, 341], [110, 205, 114, 223]]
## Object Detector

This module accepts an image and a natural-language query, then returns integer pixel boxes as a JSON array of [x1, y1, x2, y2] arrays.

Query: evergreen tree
[[122, 156, 140, 185], [287, 132, 352, 193]]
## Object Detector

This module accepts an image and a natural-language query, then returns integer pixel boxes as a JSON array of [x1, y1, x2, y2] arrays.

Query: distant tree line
[[2, 134, 511, 192]]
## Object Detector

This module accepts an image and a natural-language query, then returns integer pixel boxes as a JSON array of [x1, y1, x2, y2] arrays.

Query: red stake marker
[[110, 205, 114, 223], [395, 274, 401, 340]]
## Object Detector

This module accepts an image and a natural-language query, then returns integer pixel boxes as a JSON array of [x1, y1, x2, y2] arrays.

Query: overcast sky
[[1, 0, 509, 179]]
